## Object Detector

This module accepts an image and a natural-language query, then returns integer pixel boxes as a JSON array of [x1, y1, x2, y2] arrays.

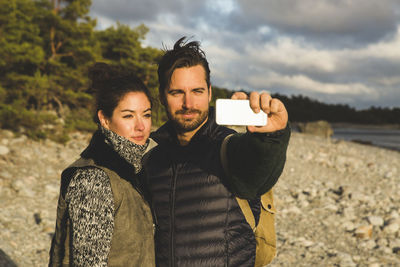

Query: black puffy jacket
[[144, 110, 290, 267]]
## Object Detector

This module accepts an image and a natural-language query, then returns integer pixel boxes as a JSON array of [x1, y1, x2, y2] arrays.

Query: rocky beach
[[0, 128, 399, 266]]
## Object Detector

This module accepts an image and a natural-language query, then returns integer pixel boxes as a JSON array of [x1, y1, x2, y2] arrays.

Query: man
[[144, 37, 290, 266]]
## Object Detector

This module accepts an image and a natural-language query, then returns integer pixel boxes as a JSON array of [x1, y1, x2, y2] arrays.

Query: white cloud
[[206, 0, 237, 15], [347, 25, 400, 60], [245, 37, 338, 73], [248, 72, 376, 96]]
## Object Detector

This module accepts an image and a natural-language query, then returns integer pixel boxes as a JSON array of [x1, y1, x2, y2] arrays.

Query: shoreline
[[330, 122, 400, 130], [291, 122, 400, 130], [331, 137, 400, 152], [290, 122, 400, 152]]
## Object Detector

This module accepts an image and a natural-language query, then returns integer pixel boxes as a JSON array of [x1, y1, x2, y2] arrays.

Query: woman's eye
[[144, 113, 152, 118]]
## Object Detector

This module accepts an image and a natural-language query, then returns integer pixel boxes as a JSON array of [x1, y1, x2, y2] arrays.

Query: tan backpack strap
[[236, 197, 256, 231], [260, 190, 275, 214]]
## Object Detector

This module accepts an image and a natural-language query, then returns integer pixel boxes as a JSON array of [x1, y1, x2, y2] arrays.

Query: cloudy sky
[[90, 0, 400, 109]]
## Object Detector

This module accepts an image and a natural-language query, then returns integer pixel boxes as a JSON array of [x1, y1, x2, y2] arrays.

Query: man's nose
[[183, 94, 193, 109]]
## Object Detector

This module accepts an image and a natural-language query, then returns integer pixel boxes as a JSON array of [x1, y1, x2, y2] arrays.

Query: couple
[[49, 37, 291, 267]]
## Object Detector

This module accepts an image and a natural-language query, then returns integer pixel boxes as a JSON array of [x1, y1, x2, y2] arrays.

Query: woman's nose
[[135, 117, 145, 131]]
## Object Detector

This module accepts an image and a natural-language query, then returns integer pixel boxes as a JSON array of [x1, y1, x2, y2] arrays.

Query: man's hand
[[231, 91, 288, 133]]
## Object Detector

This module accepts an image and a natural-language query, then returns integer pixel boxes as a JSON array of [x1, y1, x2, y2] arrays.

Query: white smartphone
[[215, 99, 268, 126]]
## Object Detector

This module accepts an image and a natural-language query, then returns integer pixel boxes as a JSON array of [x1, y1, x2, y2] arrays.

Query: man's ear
[[98, 110, 110, 129], [208, 85, 212, 103]]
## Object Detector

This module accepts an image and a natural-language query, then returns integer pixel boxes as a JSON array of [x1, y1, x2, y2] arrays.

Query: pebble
[[1, 130, 400, 266], [384, 171, 393, 179], [355, 225, 373, 239], [384, 223, 399, 234], [44, 184, 59, 195], [0, 171, 12, 179], [338, 252, 356, 266], [0, 145, 10, 155], [363, 240, 377, 250], [342, 221, 356, 232], [368, 216, 384, 227]]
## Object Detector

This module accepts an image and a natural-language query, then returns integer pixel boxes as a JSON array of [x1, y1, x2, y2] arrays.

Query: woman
[[49, 63, 155, 267]]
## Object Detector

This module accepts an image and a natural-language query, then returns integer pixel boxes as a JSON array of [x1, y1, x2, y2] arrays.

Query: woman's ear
[[98, 110, 110, 129]]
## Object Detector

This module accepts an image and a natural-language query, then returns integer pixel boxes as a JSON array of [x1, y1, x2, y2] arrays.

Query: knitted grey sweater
[[65, 126, 148, 266]]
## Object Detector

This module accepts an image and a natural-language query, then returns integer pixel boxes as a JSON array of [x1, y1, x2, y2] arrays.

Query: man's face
[[164, 65, 211, 133]]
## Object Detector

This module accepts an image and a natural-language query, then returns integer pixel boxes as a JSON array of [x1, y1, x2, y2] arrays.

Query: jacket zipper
[[170, 162, 178, 267]]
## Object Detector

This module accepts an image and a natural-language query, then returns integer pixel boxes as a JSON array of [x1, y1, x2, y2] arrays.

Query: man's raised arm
[[220, 92, 291, 199]]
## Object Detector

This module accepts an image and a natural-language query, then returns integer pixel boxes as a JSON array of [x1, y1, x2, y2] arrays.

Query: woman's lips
[[132, 136, 144, 141]]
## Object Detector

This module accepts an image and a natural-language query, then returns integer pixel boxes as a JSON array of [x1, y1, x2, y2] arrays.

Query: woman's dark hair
[[157, 37, 210, 102], [88, 62, 152, 123]]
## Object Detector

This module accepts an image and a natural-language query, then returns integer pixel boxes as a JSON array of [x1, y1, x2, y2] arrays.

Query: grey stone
[[298, 120, 333, 138], [0, 171, 12, 179], [1, 139, 9, 145], [1, 130, 14, 138], [45, 183, 59, 196], [368, 216, 384, 226], [337, 252, 356, 266], [384, 171, 393, 179], [363, 239, 377, 250], [342, 221, 356, 232], [384, 223, 399, 234], [0, 145, 10, 155]]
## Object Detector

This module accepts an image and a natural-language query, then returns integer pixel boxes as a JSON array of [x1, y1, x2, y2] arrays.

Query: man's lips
[[176, 109, 201, 119], [182, 113, 197, 118]]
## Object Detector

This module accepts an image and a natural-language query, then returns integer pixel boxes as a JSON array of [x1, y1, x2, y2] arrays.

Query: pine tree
[[96, 23, 165, 125]]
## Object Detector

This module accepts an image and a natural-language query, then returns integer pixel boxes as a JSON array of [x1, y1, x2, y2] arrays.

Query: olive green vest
[[49, 158, 155, 267]]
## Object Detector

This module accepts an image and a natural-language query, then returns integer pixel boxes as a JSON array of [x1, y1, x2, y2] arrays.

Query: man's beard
[[168, 108, 209, 133]]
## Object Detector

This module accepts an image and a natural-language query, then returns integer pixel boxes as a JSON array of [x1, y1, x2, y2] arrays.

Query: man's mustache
[[175, 109, 201, 115]]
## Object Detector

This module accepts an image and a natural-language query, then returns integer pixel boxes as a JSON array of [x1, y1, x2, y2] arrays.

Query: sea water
[[332, 127, 400, 151]]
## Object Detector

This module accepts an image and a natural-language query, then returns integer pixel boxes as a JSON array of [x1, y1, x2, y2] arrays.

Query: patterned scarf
[[100, 126, 149, 174]]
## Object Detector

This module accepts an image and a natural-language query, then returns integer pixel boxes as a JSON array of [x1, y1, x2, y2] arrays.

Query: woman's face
[[99, 92, 152, 145]]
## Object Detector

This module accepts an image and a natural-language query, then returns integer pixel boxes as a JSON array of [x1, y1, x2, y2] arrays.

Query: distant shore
[[331, 125, 400, 152], [290, 121, 400, 130], [289, 122, 400, 152], [331, 122, 400, 130]]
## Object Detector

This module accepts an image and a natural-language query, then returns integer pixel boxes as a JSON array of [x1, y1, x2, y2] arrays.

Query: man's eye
[[169, 90, 182, 96], [194, 89, 204, 94], [123, 115, 133, 118], [144, 113, 152, 118]]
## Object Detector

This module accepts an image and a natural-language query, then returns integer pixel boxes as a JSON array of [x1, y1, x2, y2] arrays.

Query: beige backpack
[[236, 189, 276, 266]]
